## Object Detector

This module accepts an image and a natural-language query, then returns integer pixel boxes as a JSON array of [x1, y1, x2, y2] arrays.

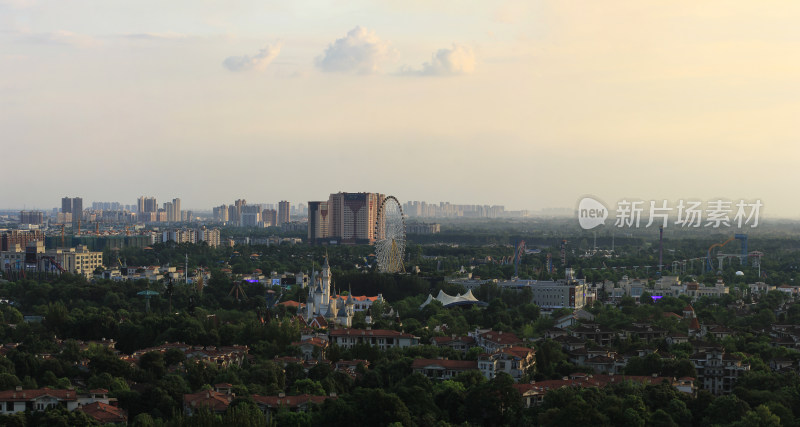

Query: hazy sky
[[2, 1, 799, 217]]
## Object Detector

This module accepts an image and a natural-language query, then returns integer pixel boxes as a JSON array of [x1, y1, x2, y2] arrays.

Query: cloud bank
[[408, 44, 476, 76], [223, 43, 281, 72], [23, 30, 100, 48], [315, 26, 394, 74]]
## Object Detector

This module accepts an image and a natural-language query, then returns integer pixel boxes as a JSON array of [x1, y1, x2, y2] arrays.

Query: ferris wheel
[[375, 196, 406, 273]]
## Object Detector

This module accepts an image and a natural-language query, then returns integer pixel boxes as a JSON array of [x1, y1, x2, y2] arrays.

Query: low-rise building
[[328, 329, 419, 350], [78, 401, 128, 424], [478, 346, 536, 381], [474, 330, 523, 353], [0, 387, 113, 415], [690, 348, 750, 395], [513, 373, 695, 408], [411, 359, 478, 380], [430, 335, 476, 353]]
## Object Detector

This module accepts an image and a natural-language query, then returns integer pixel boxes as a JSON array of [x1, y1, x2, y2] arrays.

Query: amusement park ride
[[374, 196, 406, 273]]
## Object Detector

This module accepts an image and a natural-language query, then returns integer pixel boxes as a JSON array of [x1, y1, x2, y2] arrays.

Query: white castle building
[[305, 256, 355, 327]]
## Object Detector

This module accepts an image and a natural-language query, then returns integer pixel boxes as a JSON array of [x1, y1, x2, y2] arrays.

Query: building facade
[[690, 349, 750, 395], [328, 328, 420, 350], [307, 201, 330, 244], [328, 192, 385, 244], [304, 257, 355, 327], [278, 201, 290, 226]]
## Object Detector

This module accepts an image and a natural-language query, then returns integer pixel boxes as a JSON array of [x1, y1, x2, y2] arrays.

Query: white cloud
[[22, 30, 100, 47], [315, 26, 394, 74], [120, 32, 189, 41], [223, 43, 281, 72], [409, 44, 476, 76]]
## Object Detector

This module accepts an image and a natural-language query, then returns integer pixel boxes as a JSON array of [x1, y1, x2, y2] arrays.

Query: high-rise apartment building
[[278, 201, 290, 226], [62, 197, 73, 215], [307, 201, 330, 244], [232, 199, 246, 225], [172, 198, 181, 222], [313, 192, 384, 244], [262, 209, 277, 227], [163, 202, 174, 222], [213, 205, 229, 222], [240, 205, 262, 227], [1, 230, 46, 251], [197, 227, 221, 247], [138, 196, 158, 214], [62, 197, 83, 226], [19, 211, 44, 225]]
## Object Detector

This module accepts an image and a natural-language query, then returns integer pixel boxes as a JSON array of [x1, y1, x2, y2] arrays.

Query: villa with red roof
[[78, 402, 127, 424], [0, 387, 114, 416], [475, 330, 523, 353]]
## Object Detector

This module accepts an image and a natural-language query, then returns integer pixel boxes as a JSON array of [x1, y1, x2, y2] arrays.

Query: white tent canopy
[[420, 289, 483, 309]]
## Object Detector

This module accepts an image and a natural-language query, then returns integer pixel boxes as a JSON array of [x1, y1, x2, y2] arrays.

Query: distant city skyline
[[2, 2, 799, 217]]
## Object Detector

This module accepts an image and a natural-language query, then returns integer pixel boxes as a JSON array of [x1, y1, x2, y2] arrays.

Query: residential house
[[328, 329, 419, 350], [430, 335, 476, 353], [475, 330, 523, 353], [78, 402, 127, 424], [0, 387, 111, 415], [478, 346, 535, 381], [411, 359, 478, 380], [690, 349, 750, 395]]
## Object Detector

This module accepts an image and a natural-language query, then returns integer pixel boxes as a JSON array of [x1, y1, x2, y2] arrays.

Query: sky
[[2, 1, 799, 217]]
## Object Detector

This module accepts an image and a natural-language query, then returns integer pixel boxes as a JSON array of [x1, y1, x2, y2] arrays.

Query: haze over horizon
[[2, 1, 799, 217]]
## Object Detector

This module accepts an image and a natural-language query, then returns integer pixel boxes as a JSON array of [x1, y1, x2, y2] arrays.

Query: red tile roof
[[78, 402, 127, 424], [292, 337, 328, 348], [513, 374, 679, 396], [183, 390, 233, 413], [279, 301, 304, 308], [481, 331, 522, 346], [0, 388, 78, 402], [251, 394, 333, 409]]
